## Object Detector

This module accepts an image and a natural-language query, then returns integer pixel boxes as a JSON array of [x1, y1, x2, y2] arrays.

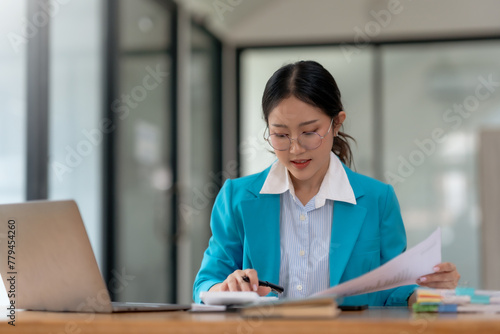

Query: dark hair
[[262, 60, 355, 167]]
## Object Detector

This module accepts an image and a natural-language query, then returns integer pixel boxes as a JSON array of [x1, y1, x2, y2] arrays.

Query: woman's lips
[[291, 159, 311, 169]]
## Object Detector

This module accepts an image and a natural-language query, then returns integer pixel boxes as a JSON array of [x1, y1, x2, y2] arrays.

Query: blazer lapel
[[329, 166, 368, 287], [329, 201, 367, 286], [240, 195, 281, 284]]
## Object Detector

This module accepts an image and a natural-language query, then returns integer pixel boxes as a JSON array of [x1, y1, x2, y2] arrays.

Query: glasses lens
[[268, 134, 290, 150], [298, 132, 321, 150]]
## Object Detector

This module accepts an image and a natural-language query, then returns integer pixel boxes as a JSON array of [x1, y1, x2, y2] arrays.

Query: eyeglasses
[[266, 118, 334, 151]]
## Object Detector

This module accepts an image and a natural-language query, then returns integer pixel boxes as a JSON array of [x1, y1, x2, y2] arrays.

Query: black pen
[[242, 276, 284, 294]]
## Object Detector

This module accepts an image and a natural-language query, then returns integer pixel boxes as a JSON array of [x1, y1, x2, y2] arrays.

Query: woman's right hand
[[209, 269, 271, 296]]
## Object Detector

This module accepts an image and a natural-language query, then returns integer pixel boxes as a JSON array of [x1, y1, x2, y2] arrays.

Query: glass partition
[[113, 0, 176, 303], [48, 0, 104, 268], [0, 1, 27, 204], [179, 22, 222, 303]]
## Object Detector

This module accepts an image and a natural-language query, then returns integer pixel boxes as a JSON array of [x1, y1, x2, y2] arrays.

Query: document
[[314, 228, 442, 297]]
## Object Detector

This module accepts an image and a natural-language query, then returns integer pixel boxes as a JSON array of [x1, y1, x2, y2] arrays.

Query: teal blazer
[[193, 164, 417, 306]]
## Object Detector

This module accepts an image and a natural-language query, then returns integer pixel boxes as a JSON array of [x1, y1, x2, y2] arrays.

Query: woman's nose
[[289, 138, 306, 154]]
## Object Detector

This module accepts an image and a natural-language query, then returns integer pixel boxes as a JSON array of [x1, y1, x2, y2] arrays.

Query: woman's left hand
[[416, 262, 460, 289]]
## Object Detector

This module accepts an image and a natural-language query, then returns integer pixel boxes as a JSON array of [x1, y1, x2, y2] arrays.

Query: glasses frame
[[266, 118, 335, 151]]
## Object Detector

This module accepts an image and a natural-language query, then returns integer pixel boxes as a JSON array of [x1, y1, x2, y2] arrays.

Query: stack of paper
[[413, 288, 500, 313]]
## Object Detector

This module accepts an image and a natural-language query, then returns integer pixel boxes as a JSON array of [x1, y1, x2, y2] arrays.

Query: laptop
[[0, 200, 190, 313]]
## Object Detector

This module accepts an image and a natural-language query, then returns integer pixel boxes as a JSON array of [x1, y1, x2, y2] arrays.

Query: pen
[[242, 276, 285, 294]]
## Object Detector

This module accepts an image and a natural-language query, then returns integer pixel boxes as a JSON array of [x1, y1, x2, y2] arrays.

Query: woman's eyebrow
[[270, 119, 319, 128]]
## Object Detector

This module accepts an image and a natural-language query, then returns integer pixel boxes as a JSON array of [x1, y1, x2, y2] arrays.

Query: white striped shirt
[[260, 152, 356, 298]]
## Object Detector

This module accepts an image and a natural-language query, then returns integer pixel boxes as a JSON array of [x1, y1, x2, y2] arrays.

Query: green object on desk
[[412, 303, 439, 313]]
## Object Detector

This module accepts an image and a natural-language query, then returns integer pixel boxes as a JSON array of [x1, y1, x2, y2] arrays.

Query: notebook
[[0, 200, 190, 313], [240, 296, 340, 319]]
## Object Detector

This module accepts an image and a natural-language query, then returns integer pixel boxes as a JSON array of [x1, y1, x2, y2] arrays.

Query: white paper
[[190, 303, 227, 312], [314, 228, 442, 297], [200, 291, 279, 306]]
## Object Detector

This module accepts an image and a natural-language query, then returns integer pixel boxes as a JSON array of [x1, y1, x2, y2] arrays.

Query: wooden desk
[[1, 307, 500, 334]]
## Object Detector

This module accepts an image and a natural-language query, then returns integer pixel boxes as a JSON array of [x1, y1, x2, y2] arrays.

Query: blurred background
[[1, 0, 500, 304]]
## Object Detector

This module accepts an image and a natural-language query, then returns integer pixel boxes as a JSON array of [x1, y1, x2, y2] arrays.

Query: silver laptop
[[0, 200, 190, 313]]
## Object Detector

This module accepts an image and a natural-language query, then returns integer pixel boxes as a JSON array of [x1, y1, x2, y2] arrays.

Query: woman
[[193, 60, 460, 306]]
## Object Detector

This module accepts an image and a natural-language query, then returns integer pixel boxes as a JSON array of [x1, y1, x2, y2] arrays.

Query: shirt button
[[299, 250, 305, 256], [299, 214, 306, 221], [297, 284, 303, 291]]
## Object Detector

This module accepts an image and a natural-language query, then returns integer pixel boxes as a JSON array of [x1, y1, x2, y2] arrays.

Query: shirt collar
[[260, 152, 357, 208]]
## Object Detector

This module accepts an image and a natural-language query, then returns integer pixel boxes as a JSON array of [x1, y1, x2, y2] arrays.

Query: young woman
[[193, 60, 460, 306]]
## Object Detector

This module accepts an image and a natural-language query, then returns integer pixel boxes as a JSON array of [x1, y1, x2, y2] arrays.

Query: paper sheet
[[314, 228, 442, 297], [190, 303, 227, 312]]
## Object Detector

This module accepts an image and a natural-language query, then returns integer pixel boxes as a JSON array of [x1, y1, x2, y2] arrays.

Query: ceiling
[[175, 0, 500, 46]]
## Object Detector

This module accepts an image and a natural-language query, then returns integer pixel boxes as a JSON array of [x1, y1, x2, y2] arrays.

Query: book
[[413, 287, 500, 313], [240, 296, 340, 319]]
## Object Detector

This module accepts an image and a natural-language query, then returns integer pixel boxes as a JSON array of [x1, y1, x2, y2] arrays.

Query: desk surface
[[2, 307, 500, 334]]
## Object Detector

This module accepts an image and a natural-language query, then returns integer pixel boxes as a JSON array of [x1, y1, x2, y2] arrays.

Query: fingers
[[419, 281, 458, 289], [417, 262, 461, 289], [221, 269, 260, 292], [227, 272, 245, 291], [257, 286, 272, 296], [218, 281, 228, 291], [433, 262, 456, 273], [417, 273, 457, 289], [244, 269, 259, 292]]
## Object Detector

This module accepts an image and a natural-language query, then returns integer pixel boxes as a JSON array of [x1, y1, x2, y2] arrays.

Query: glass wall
[[112, 3, 222, 304], [0, 1, 27, 204], [114, 0, 176, 303], [48, 0, 104, 268], [178, 22, 222, 303]]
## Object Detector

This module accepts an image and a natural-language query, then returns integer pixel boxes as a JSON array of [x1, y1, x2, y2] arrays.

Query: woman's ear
[[334, 111, 346, 136]]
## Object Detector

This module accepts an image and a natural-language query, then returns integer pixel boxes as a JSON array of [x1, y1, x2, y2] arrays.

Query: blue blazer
[[193, 164, 416, 306]]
